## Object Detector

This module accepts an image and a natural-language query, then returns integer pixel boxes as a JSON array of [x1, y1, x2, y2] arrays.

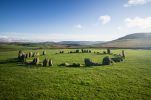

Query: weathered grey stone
[[49, 59, 53, 66], [29, 52, 33, 57], [84, 58, 93, 66], [122, 50, 125, 59], [43, 50, 46, 55], [102, 56, 112, 65], [107, 49, 111, 54], [43, 58, 49, 66], [32, 57, 39, 65]]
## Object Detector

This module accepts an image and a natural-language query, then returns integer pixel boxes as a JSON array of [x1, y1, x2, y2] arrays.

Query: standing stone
[[18, 51, 26, 63], [81, 49, 84, 53], [86, 50, 88, 53], [29, 52, 33, 57], [43, 58, 49, 67], [102, 56, 112, 65], [32, 52, 36, 57], [20, 53, 26, 63], [122, 50, 125, 59], [49, 59, 53, 66], [76, 49, 79, 53], [18, 50, 22, 54], [18, 53, 22, 61], [36, 52, 40, 56], [18, 50, 22, 60], [25, 53, 29, 58], [103, 51, 107, 54], [43, 50, 46, 55], [84, 58, 92, 66], [107, 49, 111, 54], [32, 57, 39, 65], [60, 51, 64, 53]]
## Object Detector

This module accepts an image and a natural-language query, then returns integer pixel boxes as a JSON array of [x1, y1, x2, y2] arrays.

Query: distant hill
[[0, 37, 12, 43], [58, 41, 104, 46], [0, 37, 104, 46], [1, 33, 151, 49], [95, 33, 151, 49]]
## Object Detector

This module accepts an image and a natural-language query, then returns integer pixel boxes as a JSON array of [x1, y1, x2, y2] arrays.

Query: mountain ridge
[[1, 33, 151, 49], [95, 33, 151, 48]]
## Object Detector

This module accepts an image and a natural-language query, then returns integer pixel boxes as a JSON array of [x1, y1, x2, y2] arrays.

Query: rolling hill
[[95, 33, 151, 49], [58, 41, 104, 46], [1, 33, 151, 49]]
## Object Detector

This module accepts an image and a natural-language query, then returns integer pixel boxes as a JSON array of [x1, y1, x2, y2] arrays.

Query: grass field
[[0, 48, 151, 100]]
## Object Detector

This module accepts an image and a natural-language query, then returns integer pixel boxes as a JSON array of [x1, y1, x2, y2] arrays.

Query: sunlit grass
[[0, 49, 151, 100]]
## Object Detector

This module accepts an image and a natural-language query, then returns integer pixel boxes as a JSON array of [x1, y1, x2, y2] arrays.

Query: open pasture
[[0, 49, 151, 100]]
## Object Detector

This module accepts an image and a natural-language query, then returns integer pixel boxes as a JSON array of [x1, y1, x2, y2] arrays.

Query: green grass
[[0, 49, 151, 100]]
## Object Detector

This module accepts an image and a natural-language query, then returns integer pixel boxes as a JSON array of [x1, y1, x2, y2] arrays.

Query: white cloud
[[99, 15, 111, 24], [75, 24, 83, 29], [0, 35, 8, 38], [124, 0, 151, 7], [125, 16, 151, 29], [117, 26, 123, 30]]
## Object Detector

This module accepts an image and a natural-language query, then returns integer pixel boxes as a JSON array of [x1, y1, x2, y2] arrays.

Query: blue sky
[[0, 0, 151, 41]]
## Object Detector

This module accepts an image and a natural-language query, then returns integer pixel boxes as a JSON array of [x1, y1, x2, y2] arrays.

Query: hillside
[[58, 41, 104, 46], [1, 33, 151, 49], [0, 41, 104, 50], [95, 33, 151, 49], [0, 42, 69, 51]]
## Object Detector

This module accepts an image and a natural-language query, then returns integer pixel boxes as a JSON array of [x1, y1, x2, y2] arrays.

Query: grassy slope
[[98, 39, 151, 48], [95, 33, 151, 48], [0, 49, 151, 100], [0, 44, 26, 52], [0, 43, 62, 52]]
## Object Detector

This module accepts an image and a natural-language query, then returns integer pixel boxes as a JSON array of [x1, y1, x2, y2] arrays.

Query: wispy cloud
[[124, 0, 151, 7], [99, 15, 111, 24], [117, 26, 123, 30], [75, 24, 83, 29], [0, 35, 8, 39], [125, 16, 151, 29]]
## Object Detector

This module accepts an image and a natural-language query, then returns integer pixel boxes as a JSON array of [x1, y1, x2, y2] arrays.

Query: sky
[[0, 0, 151, 42]]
